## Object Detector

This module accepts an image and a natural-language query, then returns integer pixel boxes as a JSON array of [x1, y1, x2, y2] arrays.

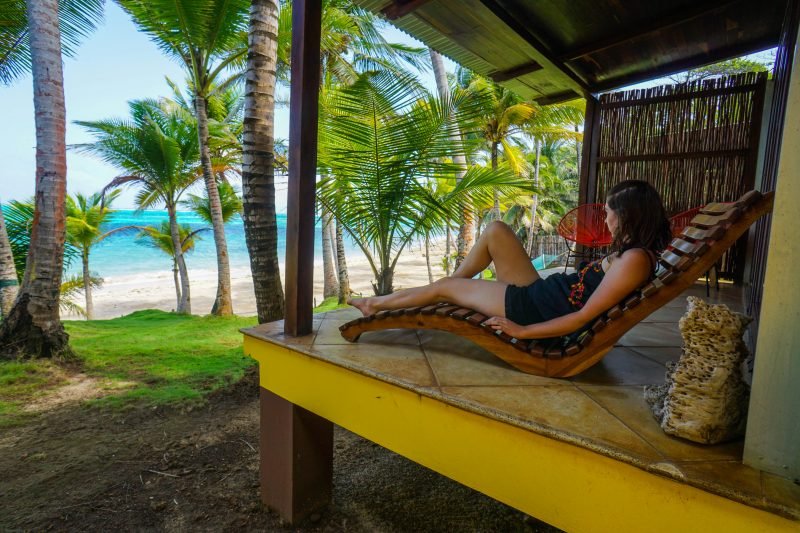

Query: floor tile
[[441, 385, 662, 462], [326, 307, 364, 321], [243, 318, 321, 346], [763, 471, 800, 516], [316, 343, 435, 387], [676, 460, 763, 502], [577, 385, 745, 462], [627, 346, 683, 367], [569, 347, 669, 385], [313, 317, 363, 345], [619, 322, 683, 347], [418, 330, 561, 387], [642, 305, 688, 323]]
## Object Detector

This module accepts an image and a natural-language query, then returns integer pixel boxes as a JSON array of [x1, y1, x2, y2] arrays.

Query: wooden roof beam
[[589, 35, 779, 93], [478, 0, 590, 93], [489, 61, 543, 82], [381, 0, 435, 20], [558, 0, 740, 62]]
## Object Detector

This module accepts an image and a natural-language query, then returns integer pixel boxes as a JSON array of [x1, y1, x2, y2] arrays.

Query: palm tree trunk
[[194, 94, 233, 316], [429, 49, 473, 268], [167, 205, 191, 314], [0, 0, 70, 359], [321, 206, 337, 299], [0, 204, 19, 317], [425, 231, 434, 283], [491, 141, 500, 217], [335, 218, 350, 304], [526, 138, 542, 257], [172, 259, 181, 307], [444, 226, 451, 276], [242, 0, 284, 324], [82, 250, 93, 320]]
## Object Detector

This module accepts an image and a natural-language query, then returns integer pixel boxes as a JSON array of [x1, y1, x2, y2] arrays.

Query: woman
[[349, 180, 672, 340]]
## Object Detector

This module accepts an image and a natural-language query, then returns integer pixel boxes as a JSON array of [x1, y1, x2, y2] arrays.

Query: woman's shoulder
[[616, 247, 657, 273]]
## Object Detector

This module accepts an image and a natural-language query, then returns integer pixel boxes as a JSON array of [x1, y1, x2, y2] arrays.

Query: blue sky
[[1, 4, 772, 211], [0, 3, 443, 211]]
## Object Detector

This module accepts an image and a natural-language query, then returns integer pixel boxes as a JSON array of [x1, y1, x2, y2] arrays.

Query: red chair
[[557, 203, 612, 270], [670, 205, 720, 295], [669, 205, 704, 237]]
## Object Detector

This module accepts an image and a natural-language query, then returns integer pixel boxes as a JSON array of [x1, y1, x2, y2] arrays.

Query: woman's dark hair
[[606, 180, 672, 255]]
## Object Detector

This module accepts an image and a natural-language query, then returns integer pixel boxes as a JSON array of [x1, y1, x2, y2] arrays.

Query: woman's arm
[[485, 249, 653, 339]]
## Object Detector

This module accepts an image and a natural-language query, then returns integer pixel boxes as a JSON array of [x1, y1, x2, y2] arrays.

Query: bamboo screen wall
[[590, 72, 768, 280]]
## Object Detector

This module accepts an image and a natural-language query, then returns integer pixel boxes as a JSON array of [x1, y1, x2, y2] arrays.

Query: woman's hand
[[484, 316, 527, 339]]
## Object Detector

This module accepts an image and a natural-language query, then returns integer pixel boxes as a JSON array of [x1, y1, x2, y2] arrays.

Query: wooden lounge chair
[[339, 190, 774, 377]]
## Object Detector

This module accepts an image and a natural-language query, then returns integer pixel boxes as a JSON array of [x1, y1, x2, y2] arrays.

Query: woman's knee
[[431, 277, 457, 300], [486, 220, 513, 238]]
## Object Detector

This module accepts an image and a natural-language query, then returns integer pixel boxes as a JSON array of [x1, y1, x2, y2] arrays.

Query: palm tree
[[317, 71, 531, 295], [0, 201, 19, 317], [74, 99, 202, 314], [181, 181, 243, 225], [241, 0, 283, 323], [64, 189, 137, 319], [119, 0, 250, 316], [0, 0, 73, 359], [0, 0, 104, 86], [136, 221, 206, 311], [430, 49, 474, 270], [457, 71, 537, 222]]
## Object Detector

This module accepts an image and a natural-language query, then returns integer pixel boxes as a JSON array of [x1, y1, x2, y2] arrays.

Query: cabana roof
[[357, 0, 787, 102]]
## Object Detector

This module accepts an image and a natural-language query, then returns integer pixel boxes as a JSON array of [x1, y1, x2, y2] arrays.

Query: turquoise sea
[[65, 209, 360, 279]]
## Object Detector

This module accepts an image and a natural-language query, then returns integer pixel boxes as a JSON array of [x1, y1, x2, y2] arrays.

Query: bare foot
[[348, 297, 378, 317]]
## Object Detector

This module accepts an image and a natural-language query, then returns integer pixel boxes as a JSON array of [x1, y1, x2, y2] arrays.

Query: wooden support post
[[284, 0, 322, 336], [575, 95, 600, 268], [260, 387, 333, 523]]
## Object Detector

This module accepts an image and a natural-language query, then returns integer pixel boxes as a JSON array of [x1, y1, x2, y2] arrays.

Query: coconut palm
[[317, 71, 531, 295], [119, 0, 250, 316], [136, 221, 206, 310], [74, 99, 202, 314], [0, 0, 76, 359], [64, 189, 139, 319], [181, 181, 243, 225], [0, 0, 104, 85], [0, 201, 19, 316]]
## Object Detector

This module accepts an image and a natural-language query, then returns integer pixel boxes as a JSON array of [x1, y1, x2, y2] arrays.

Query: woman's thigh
[[434, 278, 509, 318], [487, 222, 539, 286]]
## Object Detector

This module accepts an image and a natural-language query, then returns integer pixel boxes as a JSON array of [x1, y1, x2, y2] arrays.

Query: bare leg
[[349, 278, 508, 318], [452, 221, 540, 286]]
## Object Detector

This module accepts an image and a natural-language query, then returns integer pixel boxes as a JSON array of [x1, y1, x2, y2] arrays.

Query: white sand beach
[[64, 239, 452, 320]]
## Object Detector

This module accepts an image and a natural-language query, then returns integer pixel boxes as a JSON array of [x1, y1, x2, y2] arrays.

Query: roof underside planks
[[357, 0, 787, 102]]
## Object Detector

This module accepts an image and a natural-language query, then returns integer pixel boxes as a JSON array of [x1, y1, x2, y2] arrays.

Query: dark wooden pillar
[[576, 94, 600, 267], [284, 0, 322, 336], [260, 388, 333, 522]]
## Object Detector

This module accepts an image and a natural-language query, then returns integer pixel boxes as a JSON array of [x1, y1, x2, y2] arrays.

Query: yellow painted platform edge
[[244, 337, 799, 533]]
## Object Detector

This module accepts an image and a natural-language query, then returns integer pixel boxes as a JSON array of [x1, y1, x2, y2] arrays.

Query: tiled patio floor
[[243, 281, 800, 521]]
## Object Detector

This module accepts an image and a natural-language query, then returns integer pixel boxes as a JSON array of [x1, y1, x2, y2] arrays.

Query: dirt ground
[[1, 368, 559, 532]]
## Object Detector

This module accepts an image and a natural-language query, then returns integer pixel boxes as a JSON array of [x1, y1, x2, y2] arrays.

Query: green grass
[[0, 310, 258, 425], [0, 301, 351, 426], [64, 310, 258, 409], [313, 296, 349, 313], [0, 360, 66, 427]]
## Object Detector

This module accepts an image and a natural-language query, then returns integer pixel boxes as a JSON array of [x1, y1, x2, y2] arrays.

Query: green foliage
[[317, 70, 532, 294], [0, 0, 105, 85], [74, 99, 201, 210], [2, 199, 80, 280], [136, 221, 206, 257], [670, 57, 771, 84], [180, 181, 242, 225]]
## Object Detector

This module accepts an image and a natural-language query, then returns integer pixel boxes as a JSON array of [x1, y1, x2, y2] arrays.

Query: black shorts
[[504, 280, 547, 326]]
